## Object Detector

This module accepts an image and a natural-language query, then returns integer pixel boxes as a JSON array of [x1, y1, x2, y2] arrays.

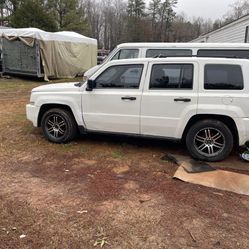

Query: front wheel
[[41, 108, 77, 143], [186, 119, 234, 162]]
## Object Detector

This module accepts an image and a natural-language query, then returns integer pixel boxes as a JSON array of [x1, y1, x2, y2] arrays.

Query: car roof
[[116, 42, 249, 49], [108, 57, 249, 64]]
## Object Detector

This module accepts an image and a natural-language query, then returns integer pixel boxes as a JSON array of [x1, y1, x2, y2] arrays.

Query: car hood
[[32, 82, 83, 93]]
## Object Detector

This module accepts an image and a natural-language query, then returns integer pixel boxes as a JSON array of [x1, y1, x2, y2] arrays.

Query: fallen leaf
[[77, 210, 88, 214], [139, 198, 151, 204], [213, 192, 224, 196]]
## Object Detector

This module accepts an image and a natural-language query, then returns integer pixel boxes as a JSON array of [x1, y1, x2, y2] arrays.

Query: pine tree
[[147, 0, 177, 41], [127, 0, 145, 18], [45, 0, 90, 34], [10, 0, 57, 31], [148, 0, 161, 40], [126, 0, 146, 41]]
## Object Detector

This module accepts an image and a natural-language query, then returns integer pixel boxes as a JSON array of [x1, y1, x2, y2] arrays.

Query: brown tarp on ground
[[173, 160, 249, 196]]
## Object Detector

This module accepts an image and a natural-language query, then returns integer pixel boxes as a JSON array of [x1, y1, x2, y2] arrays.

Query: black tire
[[186, 119, 234, 162], [41, 108, 77, 143]]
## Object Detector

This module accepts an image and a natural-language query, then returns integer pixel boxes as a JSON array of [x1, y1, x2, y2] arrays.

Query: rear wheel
[[186, 119, 233, 162], [41, 108, 77, 143]]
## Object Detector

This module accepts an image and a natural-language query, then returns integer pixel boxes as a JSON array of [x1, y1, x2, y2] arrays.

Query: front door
[[82, 63, 146, 134]]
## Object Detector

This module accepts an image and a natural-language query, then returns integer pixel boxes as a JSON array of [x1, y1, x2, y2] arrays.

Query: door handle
[[121, 96, 136, 101], [174, 98, 191, 102]]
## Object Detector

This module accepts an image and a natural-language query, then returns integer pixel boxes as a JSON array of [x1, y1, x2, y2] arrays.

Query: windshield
[[102, 47, 118, 63]]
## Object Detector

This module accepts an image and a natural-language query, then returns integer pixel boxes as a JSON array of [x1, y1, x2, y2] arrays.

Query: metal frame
[[2, 38, 44, 77]]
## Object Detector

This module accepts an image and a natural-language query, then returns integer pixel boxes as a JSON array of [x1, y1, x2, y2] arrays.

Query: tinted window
[[150, 64, 193, 89], [95, 64, 143, 89], [111, 49, 139, 60], [198, 49, 249, 59], [146, 49, 192, 58], [245, 26, 249, 43], [204, 64, 243, 90]]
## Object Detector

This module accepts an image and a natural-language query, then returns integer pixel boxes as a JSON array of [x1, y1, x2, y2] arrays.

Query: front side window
[[111, 49, 139, 60], [95, 64, 143, 89], [150, 64, 193, 89], [146, 49, 192, 58], [204, 64, 244, 90]]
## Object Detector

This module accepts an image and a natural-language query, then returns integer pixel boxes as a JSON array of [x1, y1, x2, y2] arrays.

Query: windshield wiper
[[74, 81, 84, 87]]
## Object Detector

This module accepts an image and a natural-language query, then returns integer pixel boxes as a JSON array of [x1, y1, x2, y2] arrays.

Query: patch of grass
[[59, 142, 86, 151], [22, 123, 37, 135], [0, 81, 41, 91], [0, 76, 82, 92], [111, 149, 124, 159], [13, 113, 26, 122], [75, 143, 90, 153], [61, 142, 79, 151], [94, 227, 109, 248]]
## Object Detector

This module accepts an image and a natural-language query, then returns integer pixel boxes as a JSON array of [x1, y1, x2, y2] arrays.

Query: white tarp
[[0, 28, 97, 80], [0, 28, 97, 44]]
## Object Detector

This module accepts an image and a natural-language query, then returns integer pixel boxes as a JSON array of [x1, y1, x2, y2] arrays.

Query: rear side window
[[95, 64, 143, 89], [146, 49, 192, 58], [150, 64, 193, 89], [111, 49, 139, 60], [198, 49, 249, 59], [204, 64, 244, 90]]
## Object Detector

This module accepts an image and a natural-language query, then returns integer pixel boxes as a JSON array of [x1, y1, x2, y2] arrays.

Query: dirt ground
[[1, 77, 249, 249]]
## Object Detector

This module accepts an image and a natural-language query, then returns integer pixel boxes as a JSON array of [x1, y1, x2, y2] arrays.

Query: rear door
[[140, 61, 199, 139], [198, 62, 247, 117]]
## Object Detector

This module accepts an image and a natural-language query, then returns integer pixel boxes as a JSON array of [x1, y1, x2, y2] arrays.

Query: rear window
[[204, 64, 244, 90], [198, 49, 249, 59], [150, 64, 193, 89], [146, 49, 192, 58]]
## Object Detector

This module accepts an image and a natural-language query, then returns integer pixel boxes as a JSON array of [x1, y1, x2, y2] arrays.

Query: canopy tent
[[0, 28, 97, 80]]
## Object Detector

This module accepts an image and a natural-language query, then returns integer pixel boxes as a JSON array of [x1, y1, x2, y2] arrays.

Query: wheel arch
[[182, 114, 239, 146], [38, 104, 76, 127]]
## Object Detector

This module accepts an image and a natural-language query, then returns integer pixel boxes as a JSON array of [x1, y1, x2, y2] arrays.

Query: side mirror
[[86, 79, 96, 91]]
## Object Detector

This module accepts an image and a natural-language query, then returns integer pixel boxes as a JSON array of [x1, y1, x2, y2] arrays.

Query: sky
[[175, 0, 236, 20]]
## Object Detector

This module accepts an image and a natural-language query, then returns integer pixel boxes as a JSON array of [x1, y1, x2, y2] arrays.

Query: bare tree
[[81, 0, 103, 42], [81, 0, 126, 49], [148, 0, 161, 40], [223, 0, 249, 22]]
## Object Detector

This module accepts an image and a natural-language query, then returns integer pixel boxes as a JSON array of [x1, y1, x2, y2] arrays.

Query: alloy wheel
[[194, 127, 225, 157], [45, 114, 67, 139]]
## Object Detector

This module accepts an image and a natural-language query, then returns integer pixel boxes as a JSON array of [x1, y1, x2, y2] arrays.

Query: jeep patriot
[[26, 58, 249, 161]]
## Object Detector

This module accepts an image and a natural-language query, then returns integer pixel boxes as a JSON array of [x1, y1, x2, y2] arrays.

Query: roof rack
[[153, 54, 248, 59]]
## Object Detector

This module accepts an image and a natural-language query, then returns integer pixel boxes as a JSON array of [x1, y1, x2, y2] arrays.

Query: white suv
[[26, 57, 249, 161], [84, 42, 249, 78]]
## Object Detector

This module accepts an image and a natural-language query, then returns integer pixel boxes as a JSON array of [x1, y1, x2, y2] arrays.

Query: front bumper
[[26, 104, 39, 127]]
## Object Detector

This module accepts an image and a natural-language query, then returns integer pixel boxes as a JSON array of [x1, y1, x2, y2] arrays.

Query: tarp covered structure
[[0, 28, 97, 80]]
